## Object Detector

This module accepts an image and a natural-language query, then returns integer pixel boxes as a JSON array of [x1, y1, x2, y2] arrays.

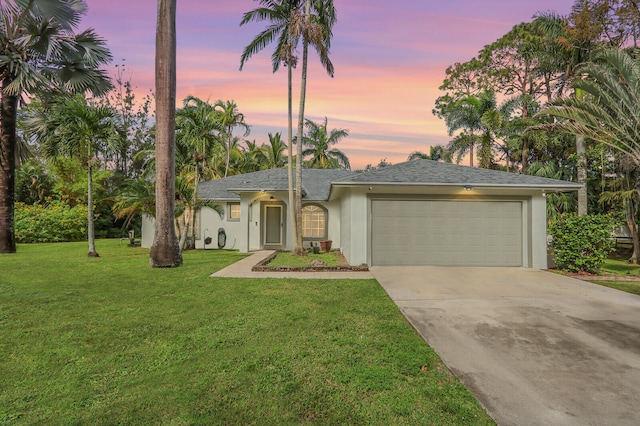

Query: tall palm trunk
[[574, 88, 587, 215], [0, 84, 17, 254], [287, 60, 297, 250], [294, 0, 312, 255], [150, 0, 182, 267], [87, 160, 99, 257], [576, 134, 588, 215], [188, 161, 199, 250], [626, 202, 639, 264], [521, 104, 530, 174], [224, 131, 231, 177]]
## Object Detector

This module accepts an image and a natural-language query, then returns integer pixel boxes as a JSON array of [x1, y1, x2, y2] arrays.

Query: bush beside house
[[548, 214, 617, 274]]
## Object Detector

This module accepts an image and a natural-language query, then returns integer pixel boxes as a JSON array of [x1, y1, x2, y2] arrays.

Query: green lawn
[[600, 256, 640, 276], [588, 280, 640, 296], [0, 240, 493, 425]]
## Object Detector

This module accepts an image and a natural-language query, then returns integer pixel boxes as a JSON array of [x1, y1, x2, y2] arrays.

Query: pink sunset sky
[[83, 0, 575, 169]]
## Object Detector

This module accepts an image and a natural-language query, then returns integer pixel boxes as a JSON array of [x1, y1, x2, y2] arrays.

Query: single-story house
[[142, 159, 581, 269]]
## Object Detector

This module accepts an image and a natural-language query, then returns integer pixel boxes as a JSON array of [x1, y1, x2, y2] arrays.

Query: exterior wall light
[[464, 185, 473, 191]]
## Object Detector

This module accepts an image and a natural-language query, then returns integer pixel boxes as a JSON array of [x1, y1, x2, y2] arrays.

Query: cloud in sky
[[83, 0, 575, 169]]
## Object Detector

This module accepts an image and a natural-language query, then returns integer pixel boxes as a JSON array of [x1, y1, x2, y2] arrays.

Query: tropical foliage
[[14, 200, 87, 243], [302, 117, 350, 169], [0, 0, 111, 253]]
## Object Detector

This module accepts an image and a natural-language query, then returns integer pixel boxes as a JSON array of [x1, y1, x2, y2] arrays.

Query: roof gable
[[198, 168, 354, 201]]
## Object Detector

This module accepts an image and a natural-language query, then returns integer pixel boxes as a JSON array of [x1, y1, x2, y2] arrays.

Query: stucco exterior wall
[[531, 193, 548, 269], [340, 188, 368, 266], [141, 214, 154, 248], [340, 192, 351, 262], [195, 204, 243, 250]]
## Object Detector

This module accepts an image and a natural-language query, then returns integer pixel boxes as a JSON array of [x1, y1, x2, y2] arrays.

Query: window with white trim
[[301, 205, 327, 239], [228, 203, 240, 221]]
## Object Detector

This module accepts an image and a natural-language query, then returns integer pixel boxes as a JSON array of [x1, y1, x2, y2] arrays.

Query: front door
[[264, 205, 283, 246]]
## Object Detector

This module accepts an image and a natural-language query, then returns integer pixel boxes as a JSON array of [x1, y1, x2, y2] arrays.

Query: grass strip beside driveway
[[0, 240, 493, 425]]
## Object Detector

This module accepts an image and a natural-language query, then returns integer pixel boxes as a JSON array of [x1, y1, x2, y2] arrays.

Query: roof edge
[[330, 181, 582, 190]]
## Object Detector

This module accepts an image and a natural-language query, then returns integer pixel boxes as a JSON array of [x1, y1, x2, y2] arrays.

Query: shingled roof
[[198, 160, 580, 201], [198, 168, 354, 201], [333, 159, 582, 190]]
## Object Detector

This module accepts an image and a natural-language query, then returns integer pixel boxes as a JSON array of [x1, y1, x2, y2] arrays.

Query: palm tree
[[302, 117, 349, 169], [151, 0, 182, 267], [214, 100, 250, 177], [294, 0, 336, 253], [443, 91, 498, 168], [260, 132, 288, 169], [537, 49, 640, 172], [0, 0, 111, 254], [241, 0, 304, 253], [533, 10, 600, 215], [174, 171, 223, 250], [408, 145, 447, 162], [22, 94, 116, 257], [175, 96, 222, 193], [174, 97, 225, 249], [112, 179, 156, 229]]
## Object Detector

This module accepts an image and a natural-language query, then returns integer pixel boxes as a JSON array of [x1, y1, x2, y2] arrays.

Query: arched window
[[302, 204, 327, 239]]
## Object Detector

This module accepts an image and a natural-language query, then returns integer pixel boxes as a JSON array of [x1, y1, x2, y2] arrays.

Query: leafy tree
[[14, 159, 53, 204], [477, 21, 557, 173], [103, 60, 155, 179], [151, 0, 182, 267], [537, 49, 640, 173], [302, 117, 349, 169], [432, 58, 487, 120], [0, 0, 111, 253], [359, 158, 392, 172]]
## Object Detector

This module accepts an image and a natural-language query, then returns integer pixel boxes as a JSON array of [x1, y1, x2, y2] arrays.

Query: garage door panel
[[371, 200, 522, 266]]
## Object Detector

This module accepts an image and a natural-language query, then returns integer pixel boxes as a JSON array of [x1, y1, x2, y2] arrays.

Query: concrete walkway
[[211, 250, 374, 279], [371, 266, 640, 426]]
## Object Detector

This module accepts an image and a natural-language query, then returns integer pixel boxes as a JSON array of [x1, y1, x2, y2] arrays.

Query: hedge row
[[15, 201, 87, 243]]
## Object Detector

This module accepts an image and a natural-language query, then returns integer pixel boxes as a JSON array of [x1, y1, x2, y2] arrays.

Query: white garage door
[[371, 200, 523, 266]]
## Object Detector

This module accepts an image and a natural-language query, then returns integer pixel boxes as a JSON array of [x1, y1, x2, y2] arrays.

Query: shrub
[[15, 200, 88, 243], [548, 214, 617, 274]]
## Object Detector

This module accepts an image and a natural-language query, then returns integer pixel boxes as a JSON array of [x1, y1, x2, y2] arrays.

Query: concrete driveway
[[370, 266, 640, 426]]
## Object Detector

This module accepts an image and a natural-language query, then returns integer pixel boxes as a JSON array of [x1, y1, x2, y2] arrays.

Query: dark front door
[[264, 205, 283, 246]]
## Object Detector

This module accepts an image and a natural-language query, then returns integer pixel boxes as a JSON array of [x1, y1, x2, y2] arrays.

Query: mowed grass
[[0, 240, 493, 425], [589, 280, 640, 295], [586, 256, 640, 296], [600, 256, 640, 276]]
